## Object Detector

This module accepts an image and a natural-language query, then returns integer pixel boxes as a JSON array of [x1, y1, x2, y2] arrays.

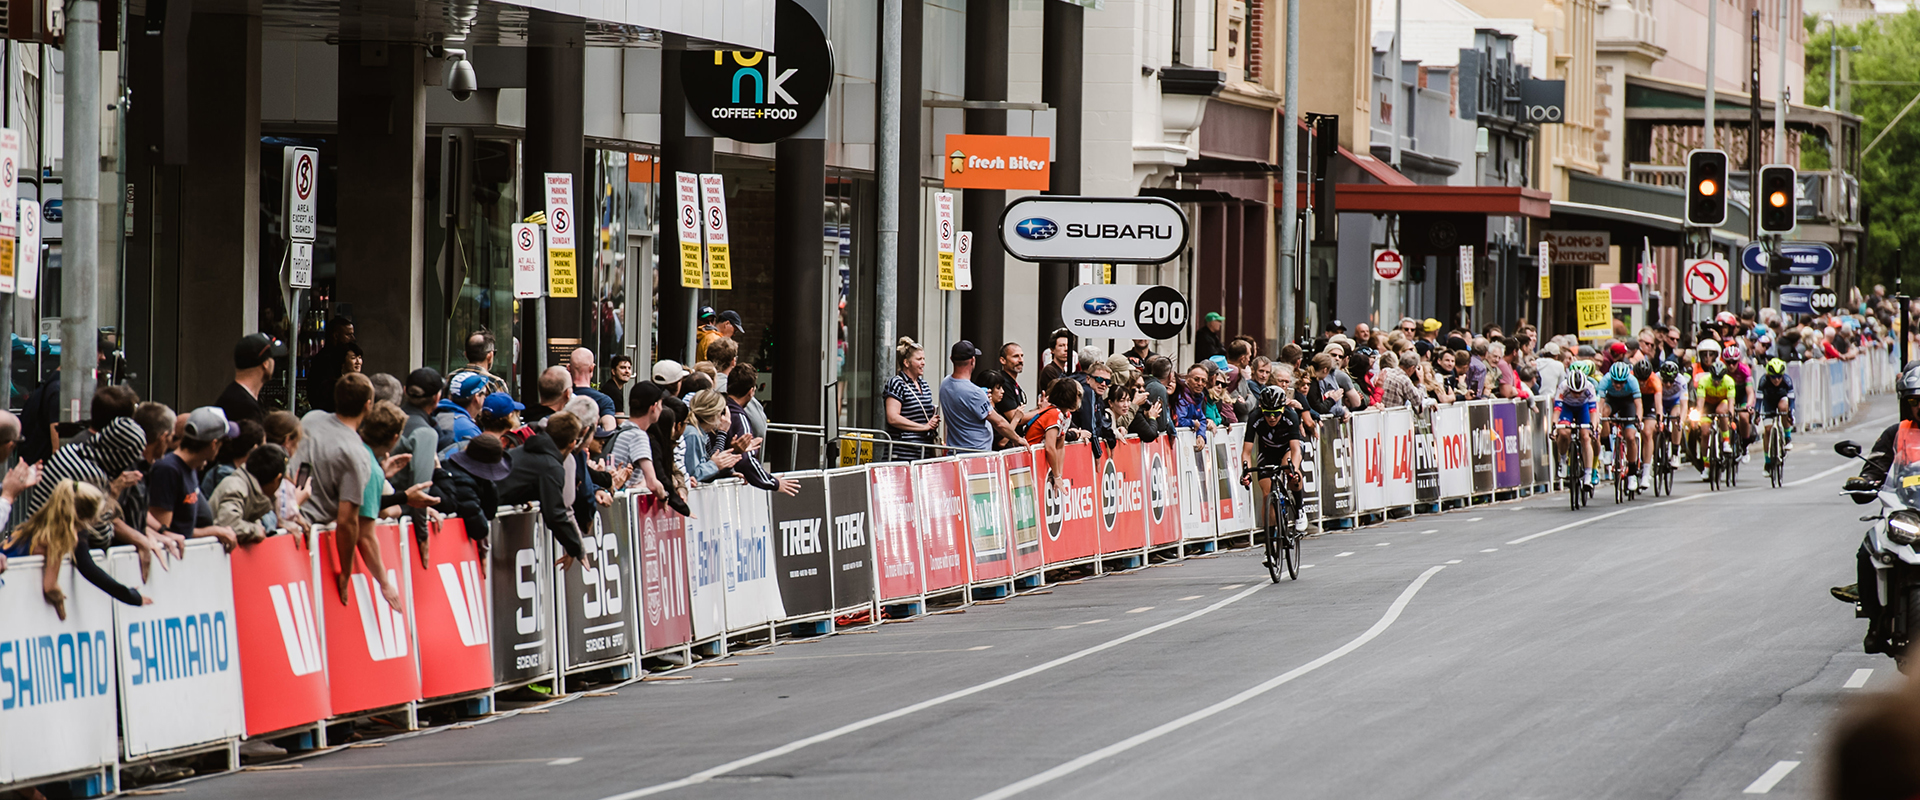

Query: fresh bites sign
[[680, 0, 833, 144], [999, 196, 1188, 264], [944, 134, 1051, 191]]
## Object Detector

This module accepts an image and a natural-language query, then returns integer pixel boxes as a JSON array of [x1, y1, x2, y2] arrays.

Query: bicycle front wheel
[[1284, 529, 1300, 580]]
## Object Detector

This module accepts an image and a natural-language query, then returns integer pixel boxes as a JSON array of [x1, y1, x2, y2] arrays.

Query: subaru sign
[[1060, 284, 1189, 340], [999, 196, 1189, 264], [1083, 297, 1117, 315], [1740, 240, 1835, 275]]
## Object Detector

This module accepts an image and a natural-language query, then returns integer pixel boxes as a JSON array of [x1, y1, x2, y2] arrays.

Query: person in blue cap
[[431, 373, 490, 451]]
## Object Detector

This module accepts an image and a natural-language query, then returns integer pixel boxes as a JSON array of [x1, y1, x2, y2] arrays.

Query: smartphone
[[297, 462, 313, 487]]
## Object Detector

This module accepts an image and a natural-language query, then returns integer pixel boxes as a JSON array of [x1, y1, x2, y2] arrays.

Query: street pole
[[876, 0, 901, 394], [1389, 0, 1402, 169], [1705, 0, 1718, 151], [1827, 14, 1838, 111], [62, 0, 100, 422], [1745, 3, 1761, 319], [1277, 0, 1300, 343], [1775, 0, 1788, 165]]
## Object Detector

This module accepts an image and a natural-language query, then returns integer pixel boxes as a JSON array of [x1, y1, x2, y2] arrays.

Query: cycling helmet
[[1696, 339, 1722, 356], [1765, 357, 1787, 376], [1659, 360, 1683, 379], [1564, 369, 1591, 394], [1710, 361, 1728, 379], [1721, 343, 1742, 363], [1571, 360, 1596, 376], [1716, 311, 1738, 326], [1631, 359, 1655, 381], [1258, 385, 1288, 415], [1608, 362, 1632, 382]]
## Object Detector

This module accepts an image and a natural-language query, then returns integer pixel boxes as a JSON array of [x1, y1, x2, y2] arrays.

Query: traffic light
[[1758, 164, 1797, 233], [1686, 149, 1729, 227]]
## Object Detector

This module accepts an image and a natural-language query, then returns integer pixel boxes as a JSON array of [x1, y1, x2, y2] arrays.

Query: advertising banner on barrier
[[319, 522, 419, 715], [1143, 437, 1182, 546], [110, 540, 246, 757], [1532, 399, 1551, 483], [726, 484, 787, 630], [1214, 425, 1253, 533], [1175, 428, 1216, 539], [1002, 449, 1045, 574], [826, 467, 876, 611], [636, 496, 693, 653], [229, 533, 330, 737], [561, 509, 636, 672], [769, 473, 834, 618], [0, 556, 118, 785], [492, 511, 556, 685], [960, 453, 1013, 582], [1385, 409, 1416, 507], [1099, 438, 1148, 553], [915, 460, 970, 592], [1469, 403, 1496, 494], [685, 487, 730, 639], [1493, 402, 1520, 489], [1435, 405, 1471, 497], [1414, 411, 1440, 503], [1321, 417, 1356, 518], [1353, 411, 1385, 512], [868, 464, 924, 601], [410, 519, 494, 700], [1515, 402, 1535, 488], [1043, 442, 1104, 560], [1296, 427, 1321, 524]]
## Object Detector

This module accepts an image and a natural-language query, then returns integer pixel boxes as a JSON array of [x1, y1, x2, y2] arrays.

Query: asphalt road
[[170, 399, 1906, 800]]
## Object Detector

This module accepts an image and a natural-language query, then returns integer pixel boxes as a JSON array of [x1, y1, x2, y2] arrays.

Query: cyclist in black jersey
[[1241, 386, 1307, 533]]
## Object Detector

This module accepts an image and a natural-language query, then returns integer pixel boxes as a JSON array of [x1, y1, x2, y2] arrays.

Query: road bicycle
[[1246, 465, 1303, 582], [1761, 409, 1791, 488], [1604, 415, 1640, 504], [1697, 410, 1738, 490], [1649, 412, 1677, 497], [1554, 421, 1593, 511]]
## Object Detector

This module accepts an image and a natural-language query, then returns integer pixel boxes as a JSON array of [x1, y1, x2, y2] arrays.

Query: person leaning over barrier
[[1024, 377, 1083, 491], [498, 410, 594, 570], [3, 479, 151, 619], [443, 433, 508, 551], [682, 390, 798, 495], [213, 444, 293, 544], [296, 374, 401, 608]]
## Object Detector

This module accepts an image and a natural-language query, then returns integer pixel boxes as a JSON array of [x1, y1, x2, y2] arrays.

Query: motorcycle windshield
[[1886, 425, 1920, 505]]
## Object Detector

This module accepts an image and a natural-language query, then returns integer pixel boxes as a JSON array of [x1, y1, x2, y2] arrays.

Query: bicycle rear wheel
[[1767, 425, 1785, 487]]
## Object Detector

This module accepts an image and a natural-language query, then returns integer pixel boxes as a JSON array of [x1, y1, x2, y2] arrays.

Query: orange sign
[[627, 153, 658, 184], [943, 134, 1052, 191]]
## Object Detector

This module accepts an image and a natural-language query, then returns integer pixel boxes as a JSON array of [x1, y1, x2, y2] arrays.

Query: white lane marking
[[1177, 595, 1203, 601], [1510, 506, 1525, 511], [1335, 552, 1355, 558], [967, 646, 993, 651], [1743, 761, 1800, 794], [1220, 585, 1245, 590], [1466, 517, 1483, 522], [591, 583, 1271, 800], [1126, 607, 1154, 614], [1375, 542, 1391, 547], [1480, 548, 1498, 553], [1786, 463, 1852, 487], [1421, 529, 1439, 534], [1503, 490, 1728, 546], [1053, 625, 1076, 630], [1845, 668, 1874, 689], [549, 758, 583, 766], [1445, 560, 1462, 564], [970, 566, 1447, 800], [1301, 565, 1315, 569], [1082, 619, 1109, 625]]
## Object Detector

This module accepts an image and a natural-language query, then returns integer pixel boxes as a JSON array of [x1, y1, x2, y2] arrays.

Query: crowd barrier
[[3, 349, 1895, 793]]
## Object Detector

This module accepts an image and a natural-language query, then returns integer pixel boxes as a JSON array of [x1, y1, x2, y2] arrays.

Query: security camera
[[444, 49, 476, 102]]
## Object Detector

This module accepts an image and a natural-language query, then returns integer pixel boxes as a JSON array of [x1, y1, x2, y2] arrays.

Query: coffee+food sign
[[680, 0, 833, 143]]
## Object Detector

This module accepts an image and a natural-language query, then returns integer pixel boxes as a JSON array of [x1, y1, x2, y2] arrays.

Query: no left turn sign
[[1684, 258, 1729, 305]]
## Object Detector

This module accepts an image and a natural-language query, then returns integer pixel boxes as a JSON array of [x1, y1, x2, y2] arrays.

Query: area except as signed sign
[[679, 0, 833, 143], [1576, 287, 1612, 341], [944, 134, 1052, 191], [1372, 248, 1403, 281], [1060, 284, 1189, 341], [1684, 258, 1730, 305], [998, 196, 1188, 264]]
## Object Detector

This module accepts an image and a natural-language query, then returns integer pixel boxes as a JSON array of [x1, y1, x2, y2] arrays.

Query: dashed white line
[[1082, 619, 1109, 625], [1300, 565, 1315, 569], [1480, 548, 1498, 553], [549, 758, 583, 766], [1375, 542, 1391, 547], [1335, 552, 1355, 558], [1126, 607, 1154, 614], [1743, 761, 1800, 794], [966, 646, 993, 651], [1445, 560, 1462, 564], [1465, 517, 1483, 522], [1220, 584, 1245, 590], [1845, 668, 1874, 689], [1177, 595, 1203, 601], [1786, 463, 1852, 487], [1053, 625, 1076, 630], [1420, 529, 1439, 534]]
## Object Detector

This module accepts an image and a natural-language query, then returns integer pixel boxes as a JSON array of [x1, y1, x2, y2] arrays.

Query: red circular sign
[[1373, 249, 1404, 280]]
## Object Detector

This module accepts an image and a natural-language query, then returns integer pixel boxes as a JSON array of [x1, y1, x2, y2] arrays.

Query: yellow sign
[[547, 248, 577, 298], [1576, 287, 1612, 341], [839, 433, 876, 467], [679, 241, 704, 288], [1458, 245, 1474, 307], [1537, 241, 1551, 299], [708, 243, 732, 290], [937, 251, 955, 291], [0, 238, 16, 286]]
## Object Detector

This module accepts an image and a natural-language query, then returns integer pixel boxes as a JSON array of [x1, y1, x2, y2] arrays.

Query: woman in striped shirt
[[885, 337, 941, 461]]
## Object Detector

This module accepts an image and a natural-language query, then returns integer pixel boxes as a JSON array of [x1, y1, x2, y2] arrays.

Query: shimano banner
[[0, 555, 118, 785], [110, 540, 246, 757]]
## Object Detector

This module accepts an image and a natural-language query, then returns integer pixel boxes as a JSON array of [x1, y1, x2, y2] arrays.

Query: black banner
[[770, 474, 834, 618], [560, 508, 636, 671], [827, 469, 876, 610], [1414, 411, 1440, 502], [1531, 399, 1552, 483], [1469, 403, 1496, 494], [1321, 417, 1355, 518], [1515, 402, 1535, 488], [491, 511, 554, 685], [1298, 427, 1321, 523]]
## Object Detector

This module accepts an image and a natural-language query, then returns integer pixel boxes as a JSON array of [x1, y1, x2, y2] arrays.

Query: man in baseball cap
[[217, 333, 288, 425], [431, 372, 489, 450], [652, 359, 689, 387], [150, 407, 239, 548]]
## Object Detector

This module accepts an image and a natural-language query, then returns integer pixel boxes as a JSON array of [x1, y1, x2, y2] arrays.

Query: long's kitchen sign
[[998, 196, 1188, 264]]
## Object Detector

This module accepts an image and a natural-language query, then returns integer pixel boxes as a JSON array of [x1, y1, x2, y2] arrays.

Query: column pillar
[[959, 0, 1007, 352], [520, 40, 586, 396], [658, 51, 712, 364], [773, 138, 827, 466], [1038, 0, 1082, 353], [175, 13, 260, 406], [894, 0, 924, 338], [335, 41, 426, 377]]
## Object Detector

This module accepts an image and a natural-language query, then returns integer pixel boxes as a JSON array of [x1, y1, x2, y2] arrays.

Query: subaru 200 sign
[[998, 197, 1188, 264]]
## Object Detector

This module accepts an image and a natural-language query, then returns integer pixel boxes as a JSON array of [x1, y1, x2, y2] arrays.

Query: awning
[[1340, 146, 1415, 187], [1555, 173, 1745, 245], [1602, 283, 1644, 305], [1549, 200, 1745, 247], [1335, 184, 1553, 218]]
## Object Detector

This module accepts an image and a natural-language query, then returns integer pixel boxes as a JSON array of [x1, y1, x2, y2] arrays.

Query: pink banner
[[914, 461, 970, 592], [869, 464, 924, 601]]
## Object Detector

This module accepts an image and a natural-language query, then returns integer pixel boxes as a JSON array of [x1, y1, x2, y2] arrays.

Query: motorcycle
[[1837, 436, 1920, 671]]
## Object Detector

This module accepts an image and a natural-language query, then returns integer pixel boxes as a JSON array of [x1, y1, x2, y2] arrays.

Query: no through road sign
[[1684, 258, 1729, 305]]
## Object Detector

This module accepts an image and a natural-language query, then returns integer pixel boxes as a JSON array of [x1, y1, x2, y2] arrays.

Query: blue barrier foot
[[971, 584, 1011, 601], [693, 641, 725, 658], [1185, 539, 1219, 554], [786, 620, 832, 638], [66, 770, 114, 798], [1322, 517, 1356, 530], [1104, 555, 1143, 571], [460, 696, 494, 717], [1013, 574, 1044, 590], [280, 729, 325, 752], [882, 601, 923, 619]]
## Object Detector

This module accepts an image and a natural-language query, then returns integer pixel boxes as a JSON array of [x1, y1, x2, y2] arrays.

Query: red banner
[[1142, 437, 1182, 546], [869, 464, 924, 601], [914, 460, 969, 592], [960, 454, 1011, 583], [1100, 438, 1148, 554], [229, 533, 330, 737], [999, 449, 1045, 575], [636, 496, 693, 652], [409, 519, 493, 700], [1039, 442, 1101, 564], [317, 522, 420, 715]]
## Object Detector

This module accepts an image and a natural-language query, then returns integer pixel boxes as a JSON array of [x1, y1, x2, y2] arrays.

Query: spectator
[[695, 309, 743, 363], [443, 432, 507, 544], [1171, 364, 1213, 435], [369, 372, 404, 407], [680, 391, 797, 494], [645, 395, 692, 516], [973, 369, 1019, 450], [1196, 312, 1226, 360], [942, 341, 1017, 453], [342, 342, 367, 379], [395, 368, 445, 556], [1038, 328, 1073, 390], [124, 403, 177, 544], [1467, 341, 1491, 397], [1378, 352, 1422, 408], [3, 479, 150, 618], [651, 359, 689, 399], [1070, 359, 1118, 453], [996, 343, 1030, 429], [884, 337, 940, 460], [1121, 384, 1163, 443], [362, 400, 437, 518], [262, 410, 309, 536], [293, 373, 401, 607], [1024, 378, 1083, 490], [1304, 353, 1349, 420], [1534, 342, 1566, 397], [1123, 339, 1152, 370], [0, 409, 32, 521], [610, 382, 665, 493], [1415, 355, 1454, 405], [600, 354, 635, 415], [198, 419, 265, 501], [477, 392, 526, 445], [499, 410, 592, 568], [306, 316, 357, 413], [212, 443, 290, 544], [447, 331, 509, 399], [1143, 356, 1175, 434], [721, 363, 770, 458], [1226, 338, 1258, 409], [432, 374, 489, 451], [218, 333, 287, 426], [559, 397, 611, 535], [694, 306, 722, 362], [149, 408, 240, 552], [523, 366, 572, 425], [567, 347, 618, 430], [1206, 366, 1241, 424]]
